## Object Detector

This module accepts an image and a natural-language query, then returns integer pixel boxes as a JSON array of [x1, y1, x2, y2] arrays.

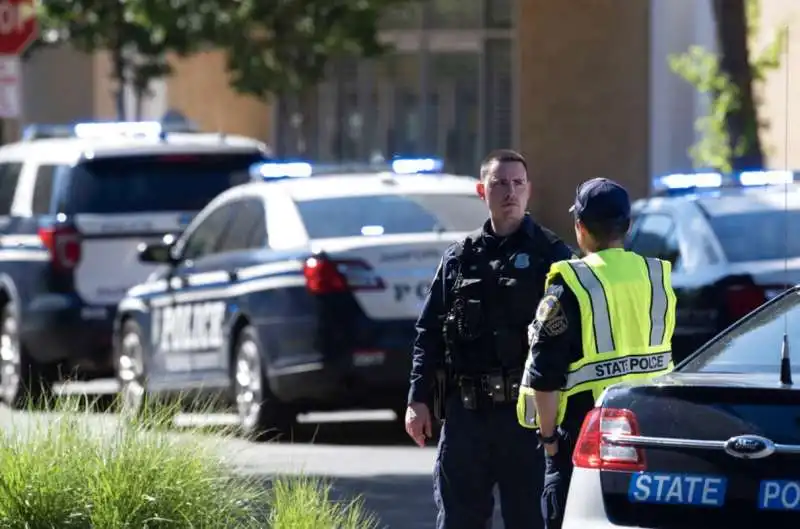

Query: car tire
[[115, 319, 157, 421], [233, 325, 295, 441], [0, 303, 53, 409]]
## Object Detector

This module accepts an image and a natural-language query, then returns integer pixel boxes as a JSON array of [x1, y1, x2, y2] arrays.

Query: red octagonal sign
[[0, 0, 37, 56]]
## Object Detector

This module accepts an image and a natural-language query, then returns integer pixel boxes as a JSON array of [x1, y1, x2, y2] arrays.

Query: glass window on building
[[427, 0, 483, 29], [429, 52, 479, 175], [380, 2, 421, 30], [485, 0, 513, 28], [275, 2, 515, 174], [275, 90, 318, 159], [483, 38, 513, 153]]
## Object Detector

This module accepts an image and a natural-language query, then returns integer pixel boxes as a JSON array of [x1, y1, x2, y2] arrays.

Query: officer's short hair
[[580, 217, 631, 246], [479, 149, 528, 181]]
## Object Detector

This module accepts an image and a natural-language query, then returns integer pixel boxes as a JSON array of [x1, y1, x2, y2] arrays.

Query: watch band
[[537, 431, 559, 445]]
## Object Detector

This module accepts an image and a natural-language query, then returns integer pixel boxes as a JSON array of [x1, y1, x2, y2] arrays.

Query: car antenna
[[781, 25, 793, 386]]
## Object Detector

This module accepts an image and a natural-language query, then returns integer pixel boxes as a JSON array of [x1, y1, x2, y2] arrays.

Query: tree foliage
[[668, 0, 787, 173], [32, 0, 414, 120], [34, 0, 219, 120], [218, 1, 411, 101]]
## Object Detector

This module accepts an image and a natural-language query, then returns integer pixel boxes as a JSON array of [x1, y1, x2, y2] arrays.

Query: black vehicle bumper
[[267, 319, 414, 412], [20, 294, 116, 375]]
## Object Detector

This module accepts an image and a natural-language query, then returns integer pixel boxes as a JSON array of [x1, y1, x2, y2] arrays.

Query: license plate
[[759, 480, 800, 510], [628, 472, 727, 507], [352, 350, 385, 367]]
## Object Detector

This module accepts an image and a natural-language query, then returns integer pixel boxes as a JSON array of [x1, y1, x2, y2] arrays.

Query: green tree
[[34, 0, 215, 120], [217, 0, 412, 102], [668, 0, 787, 173], [33, 0, 415, 121]]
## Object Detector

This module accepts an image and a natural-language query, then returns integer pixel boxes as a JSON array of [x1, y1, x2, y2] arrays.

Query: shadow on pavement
[[257, 474, 506, 529], [173, 419, 441, 447], [274, 420, 421, 446]]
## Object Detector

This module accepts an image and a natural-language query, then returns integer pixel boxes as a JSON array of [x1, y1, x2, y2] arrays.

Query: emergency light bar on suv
[[22, 120, 201, 141], [652, 169, 800, 197], [252, 157, 446, 180]]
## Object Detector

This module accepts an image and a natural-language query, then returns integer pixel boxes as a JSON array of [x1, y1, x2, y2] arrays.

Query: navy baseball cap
[[568, 178, 631, 224]]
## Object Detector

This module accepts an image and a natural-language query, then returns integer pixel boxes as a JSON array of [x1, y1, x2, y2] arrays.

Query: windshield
[[294, 193, 487, 239], [709, 210, 800, 262], [66, 152, 266, 214], [680, 289, 800, 376]]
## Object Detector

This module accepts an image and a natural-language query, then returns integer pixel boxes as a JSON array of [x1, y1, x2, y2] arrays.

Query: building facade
[[11, 0, 800, 237]]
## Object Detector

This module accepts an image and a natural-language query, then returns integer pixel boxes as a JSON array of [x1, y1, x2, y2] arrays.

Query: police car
[[625, 169, 800, 363], [113, 158, 488, 438], [0, 121, 270, 407], [562, 283, 800, 529]]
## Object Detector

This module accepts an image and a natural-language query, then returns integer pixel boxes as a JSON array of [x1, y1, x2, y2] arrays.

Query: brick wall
[[517, 0, 651, 241]]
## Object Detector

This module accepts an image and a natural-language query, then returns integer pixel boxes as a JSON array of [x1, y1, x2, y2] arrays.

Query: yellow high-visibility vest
[[517, 249, 677, 429]]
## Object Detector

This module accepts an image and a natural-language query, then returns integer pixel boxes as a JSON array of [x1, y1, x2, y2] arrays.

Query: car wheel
[[0, 304, 52, 409], [115, 319, 149, 419], [233, 325, 295, 441]]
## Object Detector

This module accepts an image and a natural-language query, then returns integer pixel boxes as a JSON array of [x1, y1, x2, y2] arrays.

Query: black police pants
[[434, 394, 544, 529], [541, 432, 574, 529]]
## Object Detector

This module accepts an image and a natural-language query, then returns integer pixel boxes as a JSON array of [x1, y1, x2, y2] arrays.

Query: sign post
[[0, 0, 37, 121]]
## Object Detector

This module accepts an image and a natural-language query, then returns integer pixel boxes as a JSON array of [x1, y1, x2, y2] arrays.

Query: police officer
[[404, 149, 575, 529], [516, 177, 677, 529]]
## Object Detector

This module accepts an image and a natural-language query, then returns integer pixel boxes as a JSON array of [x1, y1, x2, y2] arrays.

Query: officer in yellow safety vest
[[516, 177, 677, 529]]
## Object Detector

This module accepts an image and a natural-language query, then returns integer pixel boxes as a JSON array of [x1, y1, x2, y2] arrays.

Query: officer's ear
[[476, 181, 486, 200]]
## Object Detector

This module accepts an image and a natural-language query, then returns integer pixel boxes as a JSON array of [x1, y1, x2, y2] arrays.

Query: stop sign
[[0, 0, 36, 56]]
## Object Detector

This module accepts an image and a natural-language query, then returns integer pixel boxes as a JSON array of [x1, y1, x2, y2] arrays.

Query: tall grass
[[0, 393, 380, 528]]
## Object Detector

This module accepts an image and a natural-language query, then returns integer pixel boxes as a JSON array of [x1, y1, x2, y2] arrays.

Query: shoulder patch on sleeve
[[535, 294, 569, 336]]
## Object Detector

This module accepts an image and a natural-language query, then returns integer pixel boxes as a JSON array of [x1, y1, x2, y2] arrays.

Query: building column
[[516, 0, 651, 240]]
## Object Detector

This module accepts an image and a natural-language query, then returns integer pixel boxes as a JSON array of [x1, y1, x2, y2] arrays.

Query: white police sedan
[[113, 158, 490, 438]]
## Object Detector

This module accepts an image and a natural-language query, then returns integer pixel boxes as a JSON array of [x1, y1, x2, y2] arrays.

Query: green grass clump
[[267, 475, 380, 529], [0, 394, 380, 528]]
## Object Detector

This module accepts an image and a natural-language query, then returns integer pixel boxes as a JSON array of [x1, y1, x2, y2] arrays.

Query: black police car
[[625, 170, 800, 363], [563, 281, 800, 529], [0, 121, 269, 407], [113, 159, 489, 438]]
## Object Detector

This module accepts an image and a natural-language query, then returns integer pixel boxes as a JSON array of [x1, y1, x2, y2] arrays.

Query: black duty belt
[[455, 370, 521, 409]]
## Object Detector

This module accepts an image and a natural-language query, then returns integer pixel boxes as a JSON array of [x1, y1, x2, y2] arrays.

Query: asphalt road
[[31, 380, 511, 528]]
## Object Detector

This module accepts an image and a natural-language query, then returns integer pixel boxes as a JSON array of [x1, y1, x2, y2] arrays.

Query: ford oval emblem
[[723, 435, 776, 460]]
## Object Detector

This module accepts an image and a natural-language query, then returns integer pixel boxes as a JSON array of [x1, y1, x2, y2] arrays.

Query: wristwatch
[[537, 429, 560, 446]]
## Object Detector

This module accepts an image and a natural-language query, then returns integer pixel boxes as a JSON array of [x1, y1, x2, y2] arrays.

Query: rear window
[[680, 289, 800, 376], [709, 210, 800, 262], [64, 152, 266, 214], [294, 193, 486, 239]]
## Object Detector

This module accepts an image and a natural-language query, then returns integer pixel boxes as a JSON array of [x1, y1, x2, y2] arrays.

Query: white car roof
[[259, 172, 479, 200], [0, 133, 268, 165]]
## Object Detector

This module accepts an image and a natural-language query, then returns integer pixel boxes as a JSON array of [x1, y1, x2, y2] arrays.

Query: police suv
[[113, 158, 488, 437], [0, 121, 270, 407], [626, 169, 800, 363]]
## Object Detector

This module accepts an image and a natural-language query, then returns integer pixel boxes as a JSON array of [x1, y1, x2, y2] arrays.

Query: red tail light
[[725, 283, 767, 321], [302, 256, 384, 295], [38, 225, 82, 271], [572, 408, 646, 472]]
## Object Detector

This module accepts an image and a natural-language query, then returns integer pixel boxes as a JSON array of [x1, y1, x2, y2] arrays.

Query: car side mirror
[[138, 241, 176, 265]]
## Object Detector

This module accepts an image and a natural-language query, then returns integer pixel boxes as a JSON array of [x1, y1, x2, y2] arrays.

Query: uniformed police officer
[[404, 149, 575, 529], [516, 177, 677, 529]]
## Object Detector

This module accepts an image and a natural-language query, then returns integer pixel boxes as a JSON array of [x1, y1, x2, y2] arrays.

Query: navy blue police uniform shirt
[[524, 277, 596, 436], [407, 214, 575, 406]]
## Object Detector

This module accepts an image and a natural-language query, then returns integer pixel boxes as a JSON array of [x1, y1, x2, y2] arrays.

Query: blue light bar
[[256, 162, 313, 179], [22, 120, 199, 141], [656, 172, 723, 190], [73, 120, 164, 139], [738, 170, 794, 186], [391, 157, 444, 174]]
